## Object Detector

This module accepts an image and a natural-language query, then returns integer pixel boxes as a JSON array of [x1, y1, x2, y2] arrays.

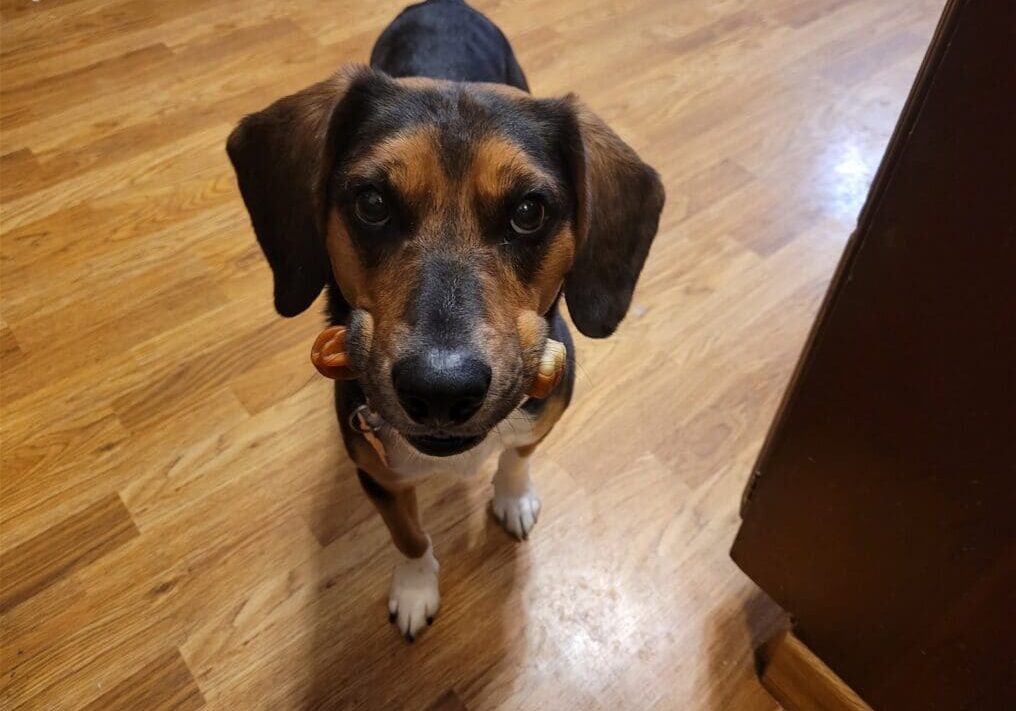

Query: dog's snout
[[392, 349, 491, 427]]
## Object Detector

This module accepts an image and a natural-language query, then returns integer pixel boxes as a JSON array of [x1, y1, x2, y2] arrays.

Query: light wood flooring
[[1, 0, 944, 708]]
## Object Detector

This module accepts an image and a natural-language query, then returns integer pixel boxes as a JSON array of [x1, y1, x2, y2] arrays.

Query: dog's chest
[[380, 407, 536, 481]]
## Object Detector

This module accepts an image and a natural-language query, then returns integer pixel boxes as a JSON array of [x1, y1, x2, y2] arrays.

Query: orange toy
[[310, 326, 566, 399], [310, 326, 358, 380]]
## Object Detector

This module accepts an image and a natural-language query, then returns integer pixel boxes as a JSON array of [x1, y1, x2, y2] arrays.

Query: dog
[[227, 0, 664, 641]]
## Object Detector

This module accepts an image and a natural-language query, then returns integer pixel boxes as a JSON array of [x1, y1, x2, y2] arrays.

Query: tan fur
[[515, 443, 539, 458], [393, 76, 529, 100], [370, 245, 420, 355], [377, 487, 428, 558], [513, 309, 547, 370], [534, 225, 576, 312], [469, 136, 554, 205], [333, 127, 449, 367], [350, 439, 429, 558], [469, 137, 577, 317], [326, 209, 370, 308], [530, 386, 568, 443], [358, 126, 448, 208]]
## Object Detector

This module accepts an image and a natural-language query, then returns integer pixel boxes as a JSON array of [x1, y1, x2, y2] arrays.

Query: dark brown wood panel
[[732, 1, 1016, 708]]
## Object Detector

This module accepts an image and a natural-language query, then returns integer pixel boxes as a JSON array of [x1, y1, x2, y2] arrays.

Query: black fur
[[357, 469, 395, 501], [370, 0, 529, 89], [408, 256, 486, 346]]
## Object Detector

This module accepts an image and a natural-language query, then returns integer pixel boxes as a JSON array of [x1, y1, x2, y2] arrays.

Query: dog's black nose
[[392, 350, 491, 426]]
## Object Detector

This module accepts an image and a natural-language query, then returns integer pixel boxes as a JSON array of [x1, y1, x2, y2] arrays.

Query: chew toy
[[310, 325, 358, 380], [527, 338, 566, 399], [310, 326, 566, 399]]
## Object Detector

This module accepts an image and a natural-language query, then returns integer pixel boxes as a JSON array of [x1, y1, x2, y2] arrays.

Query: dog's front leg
[[356, 470, 439, 641], [492, 444, 542, 540]]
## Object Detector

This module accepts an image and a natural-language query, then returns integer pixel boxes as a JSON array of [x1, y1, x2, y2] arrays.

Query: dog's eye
[[354, 188, 390, 226], [509, 197, 545, 235]]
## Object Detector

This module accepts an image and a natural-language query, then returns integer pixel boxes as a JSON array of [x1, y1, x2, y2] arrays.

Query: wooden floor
[[1, 0, 944, 708]]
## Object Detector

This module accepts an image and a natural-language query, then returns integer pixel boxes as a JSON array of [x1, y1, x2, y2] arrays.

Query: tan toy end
[[311, 326, 359, 380], [527, 339, 566, 399]]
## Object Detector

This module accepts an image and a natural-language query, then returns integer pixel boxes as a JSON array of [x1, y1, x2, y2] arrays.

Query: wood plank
[[1, 408, 130, 553], [110, 314, 317, 434], [79, 648, 205, 711], [0, 324, 24, 371], [0, 493, 138, 613], [758, 631, 873, 711]]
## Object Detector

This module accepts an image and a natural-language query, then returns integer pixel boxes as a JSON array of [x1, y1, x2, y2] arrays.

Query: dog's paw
[[492, 488, 541, 540], [388, 543, 440, 642]]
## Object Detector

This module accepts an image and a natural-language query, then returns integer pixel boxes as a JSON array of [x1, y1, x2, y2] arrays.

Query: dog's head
[[227, 66, 664, 456]]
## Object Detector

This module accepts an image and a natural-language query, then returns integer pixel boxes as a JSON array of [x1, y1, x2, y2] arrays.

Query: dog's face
[[325, 83, 579, 455], [228, 67, 664, 456]]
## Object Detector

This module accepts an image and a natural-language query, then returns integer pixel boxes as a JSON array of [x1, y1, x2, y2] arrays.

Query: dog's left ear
[[226, 66, 374, 317], [558, 96, 665, 338]]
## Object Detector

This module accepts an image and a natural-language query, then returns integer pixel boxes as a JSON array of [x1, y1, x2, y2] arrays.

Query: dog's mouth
[[404, 432, 485, 457]]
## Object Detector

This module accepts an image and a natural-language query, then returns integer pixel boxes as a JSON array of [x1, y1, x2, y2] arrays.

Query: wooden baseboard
[[758, 631, 873, 711]]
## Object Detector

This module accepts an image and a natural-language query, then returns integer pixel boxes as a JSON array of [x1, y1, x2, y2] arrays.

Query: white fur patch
[[379, 405, 537, 481], [492, 488, 541, 539], [492, 447, 541, 539], [388, 540, 440, 640]]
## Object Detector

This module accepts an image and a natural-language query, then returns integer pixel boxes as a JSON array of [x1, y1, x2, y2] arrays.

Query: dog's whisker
[[505, 417, 520, 436], [573, 359, 596, 389]]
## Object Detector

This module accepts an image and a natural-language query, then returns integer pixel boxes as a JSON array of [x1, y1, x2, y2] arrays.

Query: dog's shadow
[[303, 454, 523, 710], [701, 585, 786, 711]]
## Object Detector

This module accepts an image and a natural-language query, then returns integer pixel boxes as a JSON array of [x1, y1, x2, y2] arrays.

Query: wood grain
[[79, 648, 205, 711], [0, 493, 138, 613], [758, 632, 873, 711], [0, 0, 943, 708]]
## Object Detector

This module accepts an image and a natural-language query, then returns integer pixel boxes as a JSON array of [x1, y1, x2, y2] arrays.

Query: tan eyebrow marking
[[469, 136, 555, 203], [352, 126, 448, 205]]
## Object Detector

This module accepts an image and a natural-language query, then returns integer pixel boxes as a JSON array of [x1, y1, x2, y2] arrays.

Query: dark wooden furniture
[[731, 0, 1016, 708]]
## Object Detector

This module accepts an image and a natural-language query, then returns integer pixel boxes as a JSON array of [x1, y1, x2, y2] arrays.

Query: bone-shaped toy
[[310, 326, 565, 399]]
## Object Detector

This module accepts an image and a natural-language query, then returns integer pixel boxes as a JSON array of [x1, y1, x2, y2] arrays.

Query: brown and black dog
[[227, 0, 664, 641]]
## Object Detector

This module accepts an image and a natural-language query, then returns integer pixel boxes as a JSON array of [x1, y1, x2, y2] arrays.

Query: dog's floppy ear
[[226, 66, 371, 317], [560, 97, 665, 338]]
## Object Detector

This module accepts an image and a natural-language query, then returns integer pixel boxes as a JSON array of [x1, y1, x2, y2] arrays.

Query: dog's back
[[369, 0, 529, 89]]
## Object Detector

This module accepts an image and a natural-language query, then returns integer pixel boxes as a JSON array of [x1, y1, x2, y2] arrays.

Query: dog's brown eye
[[354, 188, 390, 226], [510, 197, 545, 235]]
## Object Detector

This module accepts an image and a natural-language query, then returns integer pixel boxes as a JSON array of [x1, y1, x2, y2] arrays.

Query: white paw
[[388, 543, 440, 641], [492, 488, 542, 540]]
